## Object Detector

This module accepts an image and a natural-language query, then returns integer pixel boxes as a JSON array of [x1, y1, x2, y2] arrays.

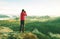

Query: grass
[[0, 17, 60, 39]]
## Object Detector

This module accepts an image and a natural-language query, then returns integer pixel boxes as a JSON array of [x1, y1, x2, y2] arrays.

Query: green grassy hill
[[0, 16, 60, 39]]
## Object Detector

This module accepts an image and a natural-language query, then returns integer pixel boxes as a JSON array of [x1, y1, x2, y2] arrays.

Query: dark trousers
[[20, 20, 24, 32]]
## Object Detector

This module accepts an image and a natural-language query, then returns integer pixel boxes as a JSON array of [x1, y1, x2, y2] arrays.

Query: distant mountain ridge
[[0, 14, 9, 18], [0, 14, 18, 18]]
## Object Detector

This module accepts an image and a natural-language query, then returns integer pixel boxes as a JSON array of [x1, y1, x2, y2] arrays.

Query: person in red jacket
[[20, 9, 27, 32]]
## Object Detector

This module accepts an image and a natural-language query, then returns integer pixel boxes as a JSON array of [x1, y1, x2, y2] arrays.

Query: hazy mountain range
[[0, 14, 18, 18], [0, 14, 19, 20]]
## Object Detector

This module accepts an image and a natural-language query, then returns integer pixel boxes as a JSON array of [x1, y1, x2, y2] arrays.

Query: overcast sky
[[0, 0, 60, 16]]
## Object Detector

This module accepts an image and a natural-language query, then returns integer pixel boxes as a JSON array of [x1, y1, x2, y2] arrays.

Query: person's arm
[[24, 11, 27, 16]]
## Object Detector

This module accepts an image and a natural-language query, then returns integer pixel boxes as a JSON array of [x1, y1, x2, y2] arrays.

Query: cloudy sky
[[0, 0, 60, 16]]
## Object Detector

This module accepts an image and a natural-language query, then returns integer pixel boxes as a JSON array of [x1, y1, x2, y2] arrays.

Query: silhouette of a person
[[20, 9, 27, 32]]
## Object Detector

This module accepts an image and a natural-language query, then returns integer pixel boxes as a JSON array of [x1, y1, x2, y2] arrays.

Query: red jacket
[[20, 11, 27, 20]]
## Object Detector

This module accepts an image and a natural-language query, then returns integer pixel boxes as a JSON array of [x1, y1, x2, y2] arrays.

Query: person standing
[[20, 9, 27, 32]]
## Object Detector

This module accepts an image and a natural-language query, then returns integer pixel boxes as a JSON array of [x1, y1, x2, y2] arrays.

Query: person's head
[[22, 9, 25, 12]]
